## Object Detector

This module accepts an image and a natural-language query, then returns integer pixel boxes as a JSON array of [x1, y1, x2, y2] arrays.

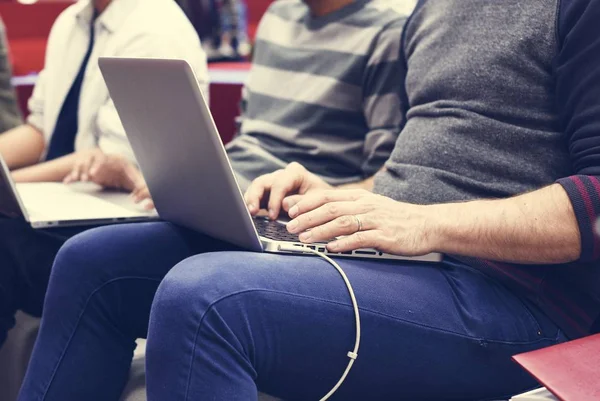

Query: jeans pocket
[[512, 295, 562, 342]]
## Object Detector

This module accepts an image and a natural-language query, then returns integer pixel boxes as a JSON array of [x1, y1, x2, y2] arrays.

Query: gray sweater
[[374, 0, 570, 204], [370, 0, 600, 340]]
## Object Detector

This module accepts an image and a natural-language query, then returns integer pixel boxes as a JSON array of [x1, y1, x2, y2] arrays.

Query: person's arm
[[12, 152, 77, 183], [0, 124, 45, 170], [337, 172, 382, 191], [4, 44, 54, 171], [281, 184, 580, 263], [337, 176, 376, 191], [427, 184, 580, 263], [344, 18, 407, 192]]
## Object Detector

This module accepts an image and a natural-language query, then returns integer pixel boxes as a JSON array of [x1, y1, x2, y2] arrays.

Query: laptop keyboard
[[253, 217, 301, 242]]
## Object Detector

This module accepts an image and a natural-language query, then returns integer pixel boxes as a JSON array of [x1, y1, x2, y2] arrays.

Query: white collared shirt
[[27, 0, 209, 162]]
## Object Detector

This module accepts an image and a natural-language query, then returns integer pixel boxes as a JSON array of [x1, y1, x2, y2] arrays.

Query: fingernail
[[289, 205, 299, 218], [287, 220, 298, 232], [269, 209, 276, 219], [82, 174, 88, 182], [299, 231, 312, 242], [328, 242, 339, 251]]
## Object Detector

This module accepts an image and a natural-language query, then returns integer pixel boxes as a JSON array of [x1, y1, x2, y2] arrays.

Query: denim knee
[[51, 222, 189, 290], [50, 227, 113, 287], [154, 252, 239, 314]]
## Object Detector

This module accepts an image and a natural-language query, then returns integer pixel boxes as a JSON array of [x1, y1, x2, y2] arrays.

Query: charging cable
[[277, 245, 361, 401]]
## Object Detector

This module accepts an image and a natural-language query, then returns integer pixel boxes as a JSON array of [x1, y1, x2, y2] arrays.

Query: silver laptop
[[0, 156, 158, 228], [99, 57, 442, 263]]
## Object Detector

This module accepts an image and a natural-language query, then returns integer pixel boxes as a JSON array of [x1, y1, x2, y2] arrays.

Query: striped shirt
[[226, 0, 416, 187]]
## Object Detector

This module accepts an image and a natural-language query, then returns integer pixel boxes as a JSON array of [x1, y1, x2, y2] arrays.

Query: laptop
[[0, 155, 158, 228], [99, 57, 442, 262]]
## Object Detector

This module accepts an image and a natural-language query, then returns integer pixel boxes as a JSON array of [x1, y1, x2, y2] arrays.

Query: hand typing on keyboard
[[244, 162, 332, 220]]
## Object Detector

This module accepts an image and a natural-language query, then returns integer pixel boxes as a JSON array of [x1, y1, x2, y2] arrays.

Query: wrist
[[423, 203, 457, 253]]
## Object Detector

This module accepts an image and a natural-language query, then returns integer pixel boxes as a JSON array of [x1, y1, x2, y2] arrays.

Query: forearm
[[429, 184, 581, 264], [0, 124, 45, 169], [337, 167, 386, 191], [337, 175, 375, 191], [12, 153, 77, 183]]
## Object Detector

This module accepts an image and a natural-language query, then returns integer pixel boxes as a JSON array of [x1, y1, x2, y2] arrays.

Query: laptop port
[[355, 250, 377, 256]]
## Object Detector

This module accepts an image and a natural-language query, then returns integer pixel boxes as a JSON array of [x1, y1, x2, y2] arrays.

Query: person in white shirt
[[0, 0, 207, 347], [0, 0, 208, 186]]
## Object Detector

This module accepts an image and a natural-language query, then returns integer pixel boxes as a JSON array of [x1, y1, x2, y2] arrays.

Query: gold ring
[[354, 215, 363, 232]]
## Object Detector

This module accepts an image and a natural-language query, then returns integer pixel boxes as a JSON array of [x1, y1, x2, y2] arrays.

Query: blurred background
[[0, 0, 272, 145]]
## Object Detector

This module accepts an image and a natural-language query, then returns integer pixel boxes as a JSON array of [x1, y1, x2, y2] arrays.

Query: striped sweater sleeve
[[555, 0, 600, 262], [361, 17, 408, 176]]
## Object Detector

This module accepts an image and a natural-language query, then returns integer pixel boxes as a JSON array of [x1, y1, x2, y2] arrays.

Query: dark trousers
[[19, 222, 567, 401], [0, 218, 83, 345]]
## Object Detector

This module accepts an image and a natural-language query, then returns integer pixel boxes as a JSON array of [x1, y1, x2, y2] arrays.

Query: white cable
[[277, 245, 361, 401]]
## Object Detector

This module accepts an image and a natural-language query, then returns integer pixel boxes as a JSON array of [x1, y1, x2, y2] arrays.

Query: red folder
[[513, 334, 600, 401]]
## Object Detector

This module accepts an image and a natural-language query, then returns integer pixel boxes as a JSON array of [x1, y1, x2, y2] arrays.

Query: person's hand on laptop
[[284, 189, 435, 256], [244, 162, 332, 220], [63, 148, 143, 192]]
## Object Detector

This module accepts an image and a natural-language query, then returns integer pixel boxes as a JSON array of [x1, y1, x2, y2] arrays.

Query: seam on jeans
[[257, 290, 559, 345], [183, 288, 560, 400], [40, 276, 163, 400]]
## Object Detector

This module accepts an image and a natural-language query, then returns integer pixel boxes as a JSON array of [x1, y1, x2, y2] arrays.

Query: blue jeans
[[19, 222, 566, 401]]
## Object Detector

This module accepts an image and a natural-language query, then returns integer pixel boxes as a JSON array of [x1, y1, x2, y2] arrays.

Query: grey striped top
[[226, 0, 415, 188]]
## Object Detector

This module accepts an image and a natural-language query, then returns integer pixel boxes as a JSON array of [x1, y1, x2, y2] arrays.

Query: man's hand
[[63, 149, 143, 191], [244, 162, 332, 219], [285, 189, 435, 256]]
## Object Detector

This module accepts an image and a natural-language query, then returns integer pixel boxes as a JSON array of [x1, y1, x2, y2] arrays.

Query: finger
[[287, 202, 367, 234], [144, 199, 156, 211], [132, 183, 146, 196], [80, 153, 97, 182], [267, 164, 308, 219], [120, 162, 142, 192], [88, 153, 106, 176], [131, 186, 155, 210], [63, 171, 77, 184], [66, 160, 85, 183], [88, 154, 107, 183], [244, 174, 274, 215], [133, 187, 151, 203], [326, 230, 381, 253], [282, 194, 303, 213], [288, 189, 369, 219], [297, 213, 372, 243]]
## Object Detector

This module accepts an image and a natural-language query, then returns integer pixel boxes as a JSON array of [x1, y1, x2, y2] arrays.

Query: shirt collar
[[74, 0, 139, 34]]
